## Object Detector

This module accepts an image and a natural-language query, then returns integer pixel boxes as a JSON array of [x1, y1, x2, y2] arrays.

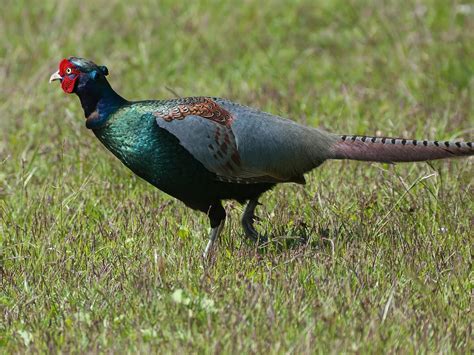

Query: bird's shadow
[[243, 222, 334, 254]]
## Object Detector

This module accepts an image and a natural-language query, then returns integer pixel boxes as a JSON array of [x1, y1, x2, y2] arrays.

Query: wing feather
[[154, 97, 336, 183]]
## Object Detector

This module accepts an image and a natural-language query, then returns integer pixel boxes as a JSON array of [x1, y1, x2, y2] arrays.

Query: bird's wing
[[153, 97, 247, 180], [154, 97, 336, 183]]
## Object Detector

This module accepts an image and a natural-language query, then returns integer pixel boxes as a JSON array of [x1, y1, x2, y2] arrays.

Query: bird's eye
[[66, 68, 72, 74]]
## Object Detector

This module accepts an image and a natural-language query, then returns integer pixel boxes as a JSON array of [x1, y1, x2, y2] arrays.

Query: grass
[[1, 0, 473, 352]]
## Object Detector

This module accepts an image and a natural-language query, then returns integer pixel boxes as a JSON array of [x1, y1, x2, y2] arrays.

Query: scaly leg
[[203, 220, 225, 258], [241, 199, 268, 244], [203, 203, 226, 258]]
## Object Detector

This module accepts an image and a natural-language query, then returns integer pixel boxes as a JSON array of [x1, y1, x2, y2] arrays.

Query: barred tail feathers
[[330, 135, 473, 162]]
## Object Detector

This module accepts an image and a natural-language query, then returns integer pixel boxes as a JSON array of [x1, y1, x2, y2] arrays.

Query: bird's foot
[[242, 199, 268, 245]]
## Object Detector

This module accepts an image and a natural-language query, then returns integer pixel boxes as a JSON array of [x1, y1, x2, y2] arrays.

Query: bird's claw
[[242, 199, 268, 244]]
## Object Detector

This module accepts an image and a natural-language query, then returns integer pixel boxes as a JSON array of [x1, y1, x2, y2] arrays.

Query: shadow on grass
[[245, 222, 338, 255]]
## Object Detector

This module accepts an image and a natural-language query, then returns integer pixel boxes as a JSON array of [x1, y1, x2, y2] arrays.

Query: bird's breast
[[92, 112, 216, 194]]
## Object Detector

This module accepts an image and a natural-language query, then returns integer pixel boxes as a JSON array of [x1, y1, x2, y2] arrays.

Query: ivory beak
[[49, 70, 62, 83]]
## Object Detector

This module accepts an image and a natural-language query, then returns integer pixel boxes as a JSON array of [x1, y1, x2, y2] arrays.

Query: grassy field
[[1, 0, 473, 352]]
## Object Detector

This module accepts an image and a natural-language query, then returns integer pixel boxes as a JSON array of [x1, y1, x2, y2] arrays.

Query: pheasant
[[50, 57, 473, 257]]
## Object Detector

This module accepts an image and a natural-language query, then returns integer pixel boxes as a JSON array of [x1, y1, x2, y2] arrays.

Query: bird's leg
[[203, 203, 226, 258], [203, 220, 224, 258], [241, 199, 268, 244]]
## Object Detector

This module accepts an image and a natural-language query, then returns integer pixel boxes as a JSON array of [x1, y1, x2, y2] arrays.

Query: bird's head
[[50, 57, 125, 127], [49, 57, 109, 94]]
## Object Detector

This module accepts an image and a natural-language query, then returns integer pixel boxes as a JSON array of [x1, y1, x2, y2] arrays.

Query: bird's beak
[[49, 70, 62, 83]]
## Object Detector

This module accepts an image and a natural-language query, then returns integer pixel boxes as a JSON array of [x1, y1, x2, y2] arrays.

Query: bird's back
[[151, 97, 338, 185], [215, 98, 338, 182]]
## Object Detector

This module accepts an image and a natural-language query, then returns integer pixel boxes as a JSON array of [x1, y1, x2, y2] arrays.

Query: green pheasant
[[50, 57, 474, 257]]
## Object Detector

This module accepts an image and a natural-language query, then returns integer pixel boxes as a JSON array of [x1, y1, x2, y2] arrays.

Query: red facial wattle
[[58, 59, 80, 93]]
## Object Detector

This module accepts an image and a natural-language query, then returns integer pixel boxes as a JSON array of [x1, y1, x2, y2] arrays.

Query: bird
[[49, 57, 473, 257]]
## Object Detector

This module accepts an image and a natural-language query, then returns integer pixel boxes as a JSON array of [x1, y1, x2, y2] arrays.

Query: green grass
[[1, 0, 473, 352]]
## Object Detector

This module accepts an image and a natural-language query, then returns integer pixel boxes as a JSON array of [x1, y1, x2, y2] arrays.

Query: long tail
[[330, 134, 473, 162]]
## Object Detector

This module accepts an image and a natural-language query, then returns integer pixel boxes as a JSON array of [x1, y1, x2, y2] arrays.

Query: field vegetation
[[1, 0, 473, 352]]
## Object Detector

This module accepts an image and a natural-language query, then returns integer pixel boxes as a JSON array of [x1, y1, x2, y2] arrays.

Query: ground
[[0, 0, 473, 352]]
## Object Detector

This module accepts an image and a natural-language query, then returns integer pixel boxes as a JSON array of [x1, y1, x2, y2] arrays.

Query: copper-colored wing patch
[[154, 98, 234, 127]]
